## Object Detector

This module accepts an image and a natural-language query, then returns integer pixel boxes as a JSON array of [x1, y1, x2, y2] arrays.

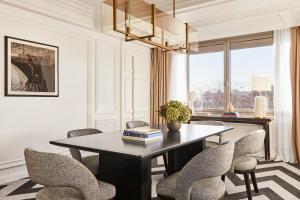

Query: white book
[[124, 126, 161, 135], [122, 135, 163, 143]]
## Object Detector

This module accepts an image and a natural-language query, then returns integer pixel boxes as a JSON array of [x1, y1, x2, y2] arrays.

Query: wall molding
[[0, 2, 147, 185], [0, 159, 25, 170], [95, 119, 119, 132], [0, 150, 70, 170], [0, 2, 121, 184], [121, 42, 150, 127], [95, 39, 119, 115], [0, 150, 70, 185], [92, 33, 121, 132]]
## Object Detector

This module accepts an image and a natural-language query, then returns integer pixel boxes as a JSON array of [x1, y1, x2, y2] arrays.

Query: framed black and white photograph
[[5, 36, 59, 97]]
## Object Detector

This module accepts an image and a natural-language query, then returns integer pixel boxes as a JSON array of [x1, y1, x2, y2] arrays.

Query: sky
[[189, 46, 275, 92]]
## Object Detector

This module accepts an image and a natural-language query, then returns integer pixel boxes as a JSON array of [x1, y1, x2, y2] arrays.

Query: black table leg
[[263, 123, 270, 162], [168, 140, 205, 175], [98, 153, 152, 200]]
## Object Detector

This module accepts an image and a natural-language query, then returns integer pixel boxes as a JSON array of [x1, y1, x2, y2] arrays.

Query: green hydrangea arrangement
[[159, 100, 192, 123]]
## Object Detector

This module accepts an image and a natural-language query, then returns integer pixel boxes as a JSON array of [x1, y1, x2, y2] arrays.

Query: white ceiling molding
[[179, 0, 300, 27], [177, 0, 300, 41], [145, 0, 227, 12], [278, 11, 297, 28], [174, 0, 236, 14], [0, 0, 101, 29], [1, 0, 300, 42]]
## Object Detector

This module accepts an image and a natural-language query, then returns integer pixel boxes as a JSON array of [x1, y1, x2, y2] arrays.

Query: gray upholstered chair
[[156, 141, 235, 200], [190, 120, 225, 149], [228, 130, 266, 200], [67, 129, 102, 177], [24, 148, 116, 200], [126, 120, 169, 175], [126, 120, 149, 129]]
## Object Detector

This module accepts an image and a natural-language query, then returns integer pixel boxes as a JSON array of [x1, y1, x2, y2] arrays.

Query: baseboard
[[0, 164, 28, 185], [0, 150, 70, 185]]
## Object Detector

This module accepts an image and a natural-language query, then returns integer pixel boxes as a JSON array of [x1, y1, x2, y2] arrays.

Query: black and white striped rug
[[1, 160, 299, 200]]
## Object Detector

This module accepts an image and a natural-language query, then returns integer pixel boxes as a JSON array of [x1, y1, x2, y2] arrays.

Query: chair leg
[[244, 173, 252, 200], [221, 174, 225, 181], [250, 171, 259, 193], [163, 153, 168, 174]]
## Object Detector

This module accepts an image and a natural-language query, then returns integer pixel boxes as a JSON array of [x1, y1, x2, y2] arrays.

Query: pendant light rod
[[173, 0, 175, 18]]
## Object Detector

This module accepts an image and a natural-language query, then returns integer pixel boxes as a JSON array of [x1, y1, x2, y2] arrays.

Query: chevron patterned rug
[[1, 161, 299, 200]]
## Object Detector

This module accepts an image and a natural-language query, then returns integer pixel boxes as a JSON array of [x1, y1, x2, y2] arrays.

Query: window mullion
[[224, 40, 231, 111]]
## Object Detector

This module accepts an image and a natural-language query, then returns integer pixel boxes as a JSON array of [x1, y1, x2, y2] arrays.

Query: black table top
[[50, 124, 233, 159]]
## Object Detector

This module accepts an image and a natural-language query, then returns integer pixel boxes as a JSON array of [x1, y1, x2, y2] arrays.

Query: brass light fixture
[[103, 0, 191, 53]]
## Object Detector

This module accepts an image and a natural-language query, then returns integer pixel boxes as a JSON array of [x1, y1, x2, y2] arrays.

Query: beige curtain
[[290, 27, 300, 163], [150, 48, 173, 126]]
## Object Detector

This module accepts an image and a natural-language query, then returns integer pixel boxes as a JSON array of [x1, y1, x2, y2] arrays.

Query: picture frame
[[5, 36, 59, 97]]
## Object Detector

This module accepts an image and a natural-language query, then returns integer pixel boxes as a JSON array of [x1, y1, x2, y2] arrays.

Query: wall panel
[[0, 1, 150, 184], [0, 3, 89, 184], [122, 43, 150, 128], [94, 37, 121, 132]]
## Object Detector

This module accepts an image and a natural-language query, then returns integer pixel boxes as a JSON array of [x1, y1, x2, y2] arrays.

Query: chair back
[[67, 129, 102, 162], [230, 130, 265, 172], [126, 120, 149, 129], [24, 148, 100, 200], [175, 141, 234, 200]]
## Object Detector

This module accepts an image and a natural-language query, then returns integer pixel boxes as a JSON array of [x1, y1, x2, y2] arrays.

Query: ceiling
[[3, 0, 300, 42], [179, 0, 300, 41], [100, 0, 300, 42], [145, 0, 220, 12]]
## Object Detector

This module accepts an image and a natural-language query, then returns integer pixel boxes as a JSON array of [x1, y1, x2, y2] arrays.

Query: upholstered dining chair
[[67, 129, 102, 177], [228, 130, 266, 200], [24, 148, 116, 200], [190, 120, 226, 149], [156, 141, 235, 200], [126, 120, 169, 175], [126, 120, 149, 129]]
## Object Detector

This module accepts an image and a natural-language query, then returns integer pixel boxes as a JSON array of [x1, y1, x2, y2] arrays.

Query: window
[[230, 46, 274, 110], [189, 51, 224, 110], [188, 32, 274, 113]]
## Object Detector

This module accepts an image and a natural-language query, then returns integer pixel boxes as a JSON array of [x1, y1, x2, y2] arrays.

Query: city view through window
[[189, 45, 274, 111]]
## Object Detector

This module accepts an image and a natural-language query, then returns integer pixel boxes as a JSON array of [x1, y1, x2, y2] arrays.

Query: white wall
[[93, 37, 121, 132], [0, 1, 150, 184], [122, 42, 151, 128]]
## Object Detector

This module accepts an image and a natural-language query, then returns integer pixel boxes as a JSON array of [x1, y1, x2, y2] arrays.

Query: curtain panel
[[169, 53, 188, 103], [274, 29, 296, 163], [150, 48, 173, 126], [290, 27, 300, 163]]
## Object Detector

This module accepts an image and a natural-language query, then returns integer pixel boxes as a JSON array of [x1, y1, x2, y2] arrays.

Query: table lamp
[[251, 75, 272, 118]]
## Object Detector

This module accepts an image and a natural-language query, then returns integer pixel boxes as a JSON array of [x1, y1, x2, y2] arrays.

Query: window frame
[[188, 31, 274, 115]]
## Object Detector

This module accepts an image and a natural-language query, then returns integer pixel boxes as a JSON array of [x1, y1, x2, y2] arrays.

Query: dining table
[[50, 124, 233, 200]]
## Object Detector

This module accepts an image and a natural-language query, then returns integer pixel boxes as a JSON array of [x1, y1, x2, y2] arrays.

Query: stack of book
[[122, 126, 163, 143], [222, 111, 240, 117]]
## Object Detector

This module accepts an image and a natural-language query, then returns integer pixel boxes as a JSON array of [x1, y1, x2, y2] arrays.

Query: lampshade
[[251, 75, 272, 91]]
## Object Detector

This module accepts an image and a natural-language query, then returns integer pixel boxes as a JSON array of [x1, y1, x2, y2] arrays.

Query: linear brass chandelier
[[103, 0, 192, 53]]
